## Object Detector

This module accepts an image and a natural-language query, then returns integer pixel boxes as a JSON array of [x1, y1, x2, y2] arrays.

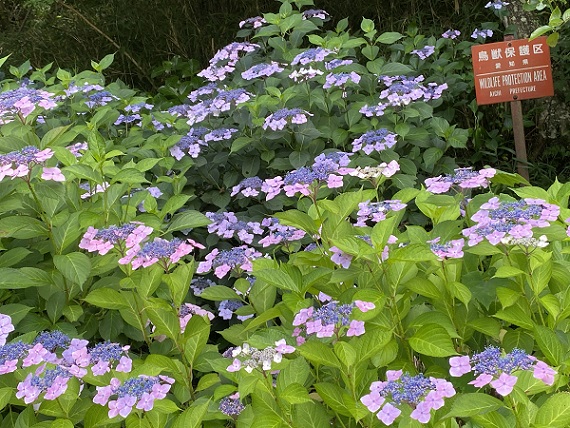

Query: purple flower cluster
[[263, 108, 312, 131], [361, 371, 455, 425], [356, 200, 407, 227], [170, 127, 208, 160], [219, 393, 245, 416], [218, 300, 253, 321], [291, 48, 334, 66], [242, 62, 284, 80], [442, 29, 461, 39], [462, 197, 559, 246], [17, 366, 72, 404], [190, 277, 216, 296], [66, 142, 88, 157], [292, 300, 374, 344], [261, 152, 351, 199], [80, 223, 204, 270], [212, 89, 252, 113], [323, 72, 361, 89], [231, 176, 264, 197], [411, 46, 436, 60], [351, 129, 398, 154], [325, 59, 354, 70], [302, 9, 329, 20], [206, 212, 264, 244], [361, 75, 448, 116], [0, 315, 14, 346], [329, 246, 353, 268], [239, 16, 266, 29], [0, 146, 63, 182], [225, 340, 295, 373], [93, 375, 174, 418], [197, 245, 262, 278], [485, 0, 509, 9], [471, 28, 493, 39], [198, 42, 259, 81], [0, 318, 171, 416], [258, 218, 306, 247], [449, 347, 556, 396], [124, 237, 205, 270], [79, 223, 153, 256], [0, 84, 57, 123], [428, 238, 464, 259], [425, 167, 496, 193], [114, 113, 141, 126], [180, 87, 252, 125]]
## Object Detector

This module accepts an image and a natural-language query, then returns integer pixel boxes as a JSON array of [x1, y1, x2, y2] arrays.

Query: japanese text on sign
[[471, 36, 554, 105]]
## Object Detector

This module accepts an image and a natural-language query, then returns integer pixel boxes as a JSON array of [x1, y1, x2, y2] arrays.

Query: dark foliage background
[[1, 0, 569, 184], [0, 0, 488, 89]]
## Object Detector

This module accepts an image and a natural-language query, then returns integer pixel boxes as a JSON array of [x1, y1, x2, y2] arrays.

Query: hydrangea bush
[[0, 1, 568, 427]]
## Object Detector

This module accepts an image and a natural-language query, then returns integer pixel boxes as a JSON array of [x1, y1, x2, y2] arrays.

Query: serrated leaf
[[445, 393, 505, 418], [166, 210, 210, 232], [533, 393, 570, 428], [53, 252, 91, 287], [409, 324, 457, 357], [84, 288, 129, 310]]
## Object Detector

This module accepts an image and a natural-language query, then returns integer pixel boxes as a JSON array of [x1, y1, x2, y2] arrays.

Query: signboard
[[471, 36, 554, 105]]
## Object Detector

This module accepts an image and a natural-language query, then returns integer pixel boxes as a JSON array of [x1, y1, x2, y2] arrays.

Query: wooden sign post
[[471, 36, 554, 181]]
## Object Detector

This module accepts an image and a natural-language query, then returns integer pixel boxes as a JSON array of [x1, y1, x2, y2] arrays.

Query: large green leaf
[[533, 393, 570, 428], [409, 324, 457, 357], [53, 252, 91, 287], [445, 393, 505, 418]]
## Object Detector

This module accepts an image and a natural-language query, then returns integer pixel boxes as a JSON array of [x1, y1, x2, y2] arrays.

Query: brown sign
[[471, 36, 554, 105]]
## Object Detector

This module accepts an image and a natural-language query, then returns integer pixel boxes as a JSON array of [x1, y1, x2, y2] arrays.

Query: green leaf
[[0, 387, 13, 411], [533, 393, 570, 428], [494, 305, 534, 330], [471, 412, 512, 428], [0, 216, 48, 239], [298, 341, 341, 368], [445, 393, 505, 418], [494, 265, 527, 278], [110, 168, 149, 185], [379, 62, 413, 76], [292, 402, 331, 428], [147, 306, 180, 341], [50, 420, 74, 428], [534, 325, 565, 366], [314, 383, 367, 420], [376, 32, 403, 44], [0, 267, 52, 289], [172, 398, 209, 428], [409, 324, 457, 357], [84, 288, 129, 310], [53, 252, 91, 287], [182, 315, 210, 364], [166, 211, 210, 232], [199, 285, 241, 301], [279, 383, 312, 404], [0, 248, 32, 268], [277, 357, 311, 392], [334, 342, 356, 367]]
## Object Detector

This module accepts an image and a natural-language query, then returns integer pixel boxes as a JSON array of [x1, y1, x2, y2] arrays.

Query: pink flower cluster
[[428, 238, 464, 260], [449, 347, 556, 396], [197, 245, 262, 278], [80, 223, 204, 270], [361, 371, 455, 425], [425, 167, 496, 194], [93, 375, 174, 418], [292, 300, 375, 345], [0, 314, 14, 346], [0, 146, 63, 182], [463, 197, 559, 246], [79, 223, 153, 256]]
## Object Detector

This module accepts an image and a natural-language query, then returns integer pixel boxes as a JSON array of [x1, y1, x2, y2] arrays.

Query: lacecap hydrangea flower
[[93, 375, 174, 418], [225, 340, 295, 373], [449, 346, 556, 396], [361, 371, 455, 425], [425, 167, 496, 193], [292, 300, 375, 344]]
